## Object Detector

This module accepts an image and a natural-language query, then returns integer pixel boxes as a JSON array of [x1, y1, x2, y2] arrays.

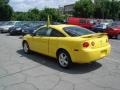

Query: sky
[[9, 0, 78, 12]]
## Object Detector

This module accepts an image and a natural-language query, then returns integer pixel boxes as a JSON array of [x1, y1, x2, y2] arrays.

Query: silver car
[[0, 21, 19, 33]]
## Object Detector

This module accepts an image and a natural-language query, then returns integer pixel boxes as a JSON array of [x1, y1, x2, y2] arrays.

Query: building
[[58, 7, 64, 14], [64, 4, 74, 15]]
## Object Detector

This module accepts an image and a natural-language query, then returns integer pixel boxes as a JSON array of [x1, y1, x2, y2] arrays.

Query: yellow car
[[22, 24, 111, 68]]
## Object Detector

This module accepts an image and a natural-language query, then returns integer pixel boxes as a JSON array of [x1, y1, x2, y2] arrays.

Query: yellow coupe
[[22, 24, 111, 68]]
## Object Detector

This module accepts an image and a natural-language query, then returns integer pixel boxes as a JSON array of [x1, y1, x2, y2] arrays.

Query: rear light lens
[[91, 41, 95, 46], [83, 42, 89, 48]]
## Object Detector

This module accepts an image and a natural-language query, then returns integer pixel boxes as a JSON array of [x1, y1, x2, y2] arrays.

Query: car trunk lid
[[80, 33, 109, 49]]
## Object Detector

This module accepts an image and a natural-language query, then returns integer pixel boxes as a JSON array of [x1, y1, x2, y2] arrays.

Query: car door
[[30, 27, 50, 55], [48, 28, 65, 58]]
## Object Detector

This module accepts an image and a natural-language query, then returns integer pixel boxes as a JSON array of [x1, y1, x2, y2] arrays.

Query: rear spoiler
[[80, 33, 107, 38]]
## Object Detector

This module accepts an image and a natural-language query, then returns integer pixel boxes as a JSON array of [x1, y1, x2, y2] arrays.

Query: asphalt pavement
[[0, 34, 120, 90]]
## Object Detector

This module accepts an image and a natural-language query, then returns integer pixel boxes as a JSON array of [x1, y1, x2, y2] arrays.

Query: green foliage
[[12, 8, 65, 22], [0, 0, 13, 21], [74, 0, 120, 20], [73, 0, 94, 18]]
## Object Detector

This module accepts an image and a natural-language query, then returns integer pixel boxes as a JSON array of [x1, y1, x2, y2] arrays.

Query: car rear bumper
[[71, 44, 111, 64]]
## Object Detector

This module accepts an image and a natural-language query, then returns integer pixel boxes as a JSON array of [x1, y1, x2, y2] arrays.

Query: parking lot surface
[[0, 34, 120, 90]]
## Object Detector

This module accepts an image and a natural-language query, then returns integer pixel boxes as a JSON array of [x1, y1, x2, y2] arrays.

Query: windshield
[[6, 22, 15, 25], [64, 26, 94, 37], [15, 22, 24, 26]]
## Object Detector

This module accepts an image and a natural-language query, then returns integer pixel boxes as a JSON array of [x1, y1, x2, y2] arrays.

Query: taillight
[[91, 41, 95, 46], [83, 42, 89, 48]]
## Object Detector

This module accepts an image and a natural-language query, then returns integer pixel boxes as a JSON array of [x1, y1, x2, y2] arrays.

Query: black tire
[[57, 50, 72, 68], [23, 41, 31, 54]]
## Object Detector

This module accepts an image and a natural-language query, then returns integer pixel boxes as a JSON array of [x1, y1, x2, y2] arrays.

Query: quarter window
[[50, 29, 65, 37]]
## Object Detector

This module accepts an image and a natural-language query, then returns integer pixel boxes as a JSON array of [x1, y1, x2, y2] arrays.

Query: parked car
[[92, 23, 110, 33], [9, 21, 26, 35], [105, 25, 120, 39], [22, 21, 46, 35], [67, 17, 95, 29], [22, 24, 111, 68], [111, 21, 120, 26], [0, 21, 19, 33], [8, 21, 44, 35]]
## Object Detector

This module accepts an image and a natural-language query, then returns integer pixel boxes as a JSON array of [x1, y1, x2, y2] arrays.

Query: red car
[[105, 25, 120, 39], [67, 17, 95, 29]]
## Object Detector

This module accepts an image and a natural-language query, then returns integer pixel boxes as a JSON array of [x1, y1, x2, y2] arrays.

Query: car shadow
[[17, 49, 102, 74]]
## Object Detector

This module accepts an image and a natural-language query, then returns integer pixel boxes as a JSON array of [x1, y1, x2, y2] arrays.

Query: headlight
[[22, 30, 24, 32]]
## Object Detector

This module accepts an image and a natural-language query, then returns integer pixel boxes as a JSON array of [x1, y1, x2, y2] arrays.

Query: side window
[[35, 27, 48, 36], [50, 28, 65, 37]]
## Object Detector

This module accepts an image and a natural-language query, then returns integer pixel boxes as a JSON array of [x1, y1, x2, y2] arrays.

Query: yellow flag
[[47, 15, 51, 28]]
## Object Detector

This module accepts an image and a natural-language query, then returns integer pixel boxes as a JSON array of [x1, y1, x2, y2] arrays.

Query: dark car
[[22, 21, 46, 35], [9, 21, 27, 35], [9, 21, 46, 36], [111, 21, 120, 26], [92, 23, 110, 33]]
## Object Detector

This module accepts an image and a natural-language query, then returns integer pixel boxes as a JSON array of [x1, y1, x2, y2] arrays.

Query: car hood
[[0, 25, 14, 29]]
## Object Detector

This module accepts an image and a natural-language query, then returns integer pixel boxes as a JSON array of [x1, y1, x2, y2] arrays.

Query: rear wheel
[[23, 42, 30, 54], [117, 34, 120, 40], [57, 50, 72, 68]]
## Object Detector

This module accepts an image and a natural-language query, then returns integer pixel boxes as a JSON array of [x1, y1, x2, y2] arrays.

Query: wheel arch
[[22, 40, 27, 46], [56, 48, 70, 57], [22, 40, 29, 48]]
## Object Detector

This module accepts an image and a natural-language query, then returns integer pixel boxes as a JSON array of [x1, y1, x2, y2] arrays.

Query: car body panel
[[105, 25, 120, 37], [23, 24, 111, 64], [67, 17, 95, 29]]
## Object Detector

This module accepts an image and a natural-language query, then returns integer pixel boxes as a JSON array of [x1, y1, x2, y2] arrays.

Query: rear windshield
[[64, 26, 94, 37]]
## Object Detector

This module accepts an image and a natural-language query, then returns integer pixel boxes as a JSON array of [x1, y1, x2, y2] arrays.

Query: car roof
[[49, 24, 76, 30]]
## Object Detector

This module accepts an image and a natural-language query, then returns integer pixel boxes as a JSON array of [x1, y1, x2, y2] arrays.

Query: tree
[[12, 8, 64, 22], [73, 0, 94, 18], [27, 8, 40, 21], [0, 0, 13, 21], [73, 0, 120, 20]]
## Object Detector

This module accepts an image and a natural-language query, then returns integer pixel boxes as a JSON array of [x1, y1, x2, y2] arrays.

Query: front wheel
[[57, 50, 72, 68], [23, 42, 30, 54]]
